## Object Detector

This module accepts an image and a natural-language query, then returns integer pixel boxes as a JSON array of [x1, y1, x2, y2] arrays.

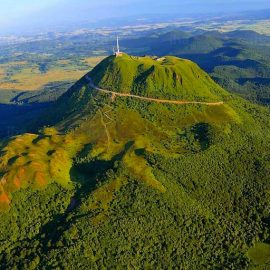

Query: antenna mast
[[114, 36, 122, 56], [117, 36, 120, 54]]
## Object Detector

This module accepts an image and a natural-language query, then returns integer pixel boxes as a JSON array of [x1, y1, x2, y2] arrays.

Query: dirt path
[[86, 76, 224, 106]]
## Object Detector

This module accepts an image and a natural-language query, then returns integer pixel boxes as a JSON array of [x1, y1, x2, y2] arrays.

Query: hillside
[[1, 54, 270, 269], [90, 54, 228, 100], [41, 54, 229, 126]]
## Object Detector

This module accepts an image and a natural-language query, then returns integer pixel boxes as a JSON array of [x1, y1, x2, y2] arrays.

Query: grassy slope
[[91, 54, 229, 101]]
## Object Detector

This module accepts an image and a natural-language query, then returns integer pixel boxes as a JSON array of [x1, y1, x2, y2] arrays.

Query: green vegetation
[[0, 54, 270, 269], [0, 128, 84, 211], [248, 243, 270, 266], [92, 54, 229, 101]]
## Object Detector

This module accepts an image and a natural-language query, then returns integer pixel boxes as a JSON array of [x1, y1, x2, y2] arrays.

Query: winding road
[[86, 76, 224, 106]]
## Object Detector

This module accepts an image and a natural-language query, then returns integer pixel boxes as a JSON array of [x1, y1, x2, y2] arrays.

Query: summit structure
[[114, 36, 122, 56]]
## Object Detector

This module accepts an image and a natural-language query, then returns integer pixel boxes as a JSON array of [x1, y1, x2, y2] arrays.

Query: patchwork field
[[0, 56, 106, 91]]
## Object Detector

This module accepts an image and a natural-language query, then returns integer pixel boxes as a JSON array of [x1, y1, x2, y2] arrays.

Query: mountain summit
[[89, 54, 228, 100]]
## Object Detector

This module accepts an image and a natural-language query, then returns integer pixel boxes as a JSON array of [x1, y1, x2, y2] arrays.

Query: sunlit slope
[[0, 128, 85, 211]]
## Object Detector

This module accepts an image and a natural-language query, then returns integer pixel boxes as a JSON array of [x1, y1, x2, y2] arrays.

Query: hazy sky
[[0, 0, 270, 34]]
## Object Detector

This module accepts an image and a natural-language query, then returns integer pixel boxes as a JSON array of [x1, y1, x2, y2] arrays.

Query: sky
[[0, 0, 270, 35]]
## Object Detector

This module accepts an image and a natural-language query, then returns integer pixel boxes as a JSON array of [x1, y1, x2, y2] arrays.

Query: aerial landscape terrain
[[1, 1, 270, 269]]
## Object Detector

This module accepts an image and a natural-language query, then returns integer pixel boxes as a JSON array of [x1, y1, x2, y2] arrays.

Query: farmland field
[[0, 56, 106, 91]]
